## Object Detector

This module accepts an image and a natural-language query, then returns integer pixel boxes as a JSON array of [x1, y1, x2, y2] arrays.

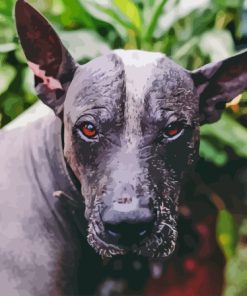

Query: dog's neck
[[42, 115, 81, 198], [26, 114, 87, 237]]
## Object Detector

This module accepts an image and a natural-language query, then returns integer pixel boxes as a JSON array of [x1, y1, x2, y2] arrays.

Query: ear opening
[[190, 50, 247, 124], [15, 0, 77, 116]]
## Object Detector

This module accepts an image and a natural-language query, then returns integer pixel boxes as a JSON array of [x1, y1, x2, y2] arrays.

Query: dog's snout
[[105, 221, 153, 246], [102, 208, 154, 246]]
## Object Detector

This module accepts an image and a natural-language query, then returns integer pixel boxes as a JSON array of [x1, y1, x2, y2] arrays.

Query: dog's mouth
[[87, 197, 178, 259]]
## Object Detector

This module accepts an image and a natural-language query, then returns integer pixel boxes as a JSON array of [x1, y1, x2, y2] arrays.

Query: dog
[[1, 0, 247, 295]]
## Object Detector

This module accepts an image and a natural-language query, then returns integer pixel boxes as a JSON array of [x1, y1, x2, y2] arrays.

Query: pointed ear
[[15, 0, 77, 116], [190, 50, 247, 124]]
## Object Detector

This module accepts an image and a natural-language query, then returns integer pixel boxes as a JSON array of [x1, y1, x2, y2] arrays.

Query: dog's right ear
[[15, 0, 77, 116], [190, 50, 247, 124]]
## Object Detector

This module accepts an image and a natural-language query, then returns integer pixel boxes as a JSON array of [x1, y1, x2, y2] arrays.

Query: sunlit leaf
[[223, 219, 247, 296], [216, 209, 238, 259], [59, 0, 96, 28], [0, 15, 15, 44], [199, 29, 234, 61], [0, 43, 16, 53], [215, 0, 244, 8], [0, 65, 16, 95], [21, 68, 37, 104], [113, 0, 142, 31], [143, 0, 168, 41], [59, 29, 111, 61], [15, 46, 29, 64], [82, 1, 130, 40], [172, 36, 199, 61], [155, 0, 210, 38], [200, 113, 247, 158], [0, 0, 15, 17], [29, 0, 54, 12]]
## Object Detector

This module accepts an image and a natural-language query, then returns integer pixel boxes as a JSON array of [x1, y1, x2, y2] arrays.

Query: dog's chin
[[87, 209, 178, 259], [87, 227, 177, 259]]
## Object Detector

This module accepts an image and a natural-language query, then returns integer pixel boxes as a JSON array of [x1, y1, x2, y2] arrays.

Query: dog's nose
[[105, 221, 153, 246], [102, 208, 154, 246]]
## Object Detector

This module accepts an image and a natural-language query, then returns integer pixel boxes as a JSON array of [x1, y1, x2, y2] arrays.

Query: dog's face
[[16, 1, 247, 258], [62, 51, 199, 257]]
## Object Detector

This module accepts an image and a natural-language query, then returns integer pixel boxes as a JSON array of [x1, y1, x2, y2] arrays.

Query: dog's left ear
[[190, 51, 247, 124], [15, 0, 77, 116]]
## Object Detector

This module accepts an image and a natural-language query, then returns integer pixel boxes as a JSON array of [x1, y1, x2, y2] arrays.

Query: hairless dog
[[1, 0, 247, 295]]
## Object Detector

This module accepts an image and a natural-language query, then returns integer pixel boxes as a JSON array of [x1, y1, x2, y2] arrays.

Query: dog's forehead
[[64, 50, 195, 123], [113, 49, 164, 95], [112, 49, 195, 118], [112, 49, 193, 103]]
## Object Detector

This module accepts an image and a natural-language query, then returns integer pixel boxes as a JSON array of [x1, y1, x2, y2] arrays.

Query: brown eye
[[81, 122, 97, 138], [164, 122, 183, 138]]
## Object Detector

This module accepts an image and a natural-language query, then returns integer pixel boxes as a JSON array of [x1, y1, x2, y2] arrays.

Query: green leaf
[[223, 219, 247, 296], [0, 65, 16, 95], [199, 29, 234, 62], [154, 0, 210, 39], [83, 1, 130, 40], [200, 113, 247, 159], [21, 68, 37, 104], [215, 0, 244, 8], [143, 0, 168, 41], [59, 29, 110, 61], [0, 0, 15, 17], [0, 15, 15, 44], [172, 36, 199, 61], [113, 0, 142, 31], [60, 0, 96, 28], [2, 95, 24, 120], [199, 138, 228, 166], [0, 43, 16, 53], [216, 209, 238, 259], [224, 255, 247, 296]]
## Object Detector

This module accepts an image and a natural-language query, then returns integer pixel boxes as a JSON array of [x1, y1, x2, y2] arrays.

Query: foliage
[[1, 0, 247, 293], [216, 208, 239, 259], [223, 219, 247, 296], [1, 0, 247, 166]]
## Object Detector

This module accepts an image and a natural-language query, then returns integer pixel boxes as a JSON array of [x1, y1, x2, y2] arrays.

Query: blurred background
[[1, 0, 247, 295]]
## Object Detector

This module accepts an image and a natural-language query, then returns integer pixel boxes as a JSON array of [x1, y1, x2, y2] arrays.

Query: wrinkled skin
[[15, 0, 247, 260], [63, 50, 199, 258]]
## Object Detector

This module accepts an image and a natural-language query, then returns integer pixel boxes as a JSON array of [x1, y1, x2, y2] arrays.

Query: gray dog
[[1, 0, 247, 295]]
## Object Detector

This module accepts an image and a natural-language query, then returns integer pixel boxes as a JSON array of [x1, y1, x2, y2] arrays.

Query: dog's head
[[15, 0, 247, 258]]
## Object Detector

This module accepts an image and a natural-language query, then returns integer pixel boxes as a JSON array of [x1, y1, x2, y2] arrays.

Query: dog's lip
[[88, 220, 127, 256], [89, 217, 178, 258]]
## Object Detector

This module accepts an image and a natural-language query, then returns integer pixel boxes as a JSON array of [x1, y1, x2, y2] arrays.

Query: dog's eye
[[164, 122, 183, 138], [81, 121, 97, 138]]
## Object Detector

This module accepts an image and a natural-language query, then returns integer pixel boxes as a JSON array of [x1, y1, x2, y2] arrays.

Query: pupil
[[86, 123, 94, 130]]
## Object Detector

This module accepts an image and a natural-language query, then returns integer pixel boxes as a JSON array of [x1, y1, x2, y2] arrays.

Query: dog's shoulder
[[0, 102, 58, 220], [3, 101, 52, 131], [0, 102, 53, 177]]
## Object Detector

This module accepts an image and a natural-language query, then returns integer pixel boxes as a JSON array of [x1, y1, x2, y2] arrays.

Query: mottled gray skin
[[0, 115, 84, 295], [2, 1, 247, 295], [63, 50, 199, 257]]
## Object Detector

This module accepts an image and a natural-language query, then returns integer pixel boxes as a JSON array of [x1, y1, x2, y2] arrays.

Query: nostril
[[105, 227, 121, 239], [104, 221, 154, 246], [105, 223, 122, 238], [139, 229, 148, 237]]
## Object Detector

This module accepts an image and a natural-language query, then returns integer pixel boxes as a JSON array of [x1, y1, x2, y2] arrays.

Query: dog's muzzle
[[102, 207, 154, 246]]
